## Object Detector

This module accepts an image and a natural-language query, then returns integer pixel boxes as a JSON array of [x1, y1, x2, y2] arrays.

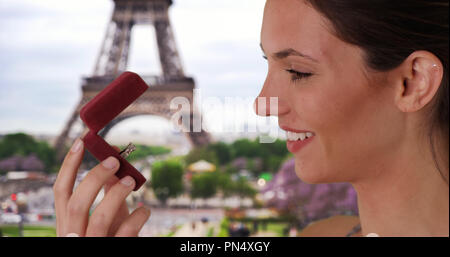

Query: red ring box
[[80, 71, 148, 191]]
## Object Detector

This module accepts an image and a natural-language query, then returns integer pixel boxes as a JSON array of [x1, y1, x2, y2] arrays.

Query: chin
[[293, 156, 339, 184]]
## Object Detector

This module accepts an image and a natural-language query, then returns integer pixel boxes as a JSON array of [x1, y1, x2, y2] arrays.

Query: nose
[[254, 76, 290, 117]]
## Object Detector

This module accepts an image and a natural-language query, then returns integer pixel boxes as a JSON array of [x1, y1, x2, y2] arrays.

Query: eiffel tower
[[54, 0, 210, 161]]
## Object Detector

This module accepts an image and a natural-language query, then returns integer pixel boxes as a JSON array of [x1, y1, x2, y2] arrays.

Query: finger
[[115, 206, 151, 237], [102, 175, 130, 236], [54, 138, 85, 200], [104, 174, 120, 192], [107, 199, 130, 236], [85, 176, 136, 237], [65, 156, 120, 236], [103, 146, 121, 191], [100, 145, 132, 236], [53, 138, 84, 236], [104, 145, 129, 236]]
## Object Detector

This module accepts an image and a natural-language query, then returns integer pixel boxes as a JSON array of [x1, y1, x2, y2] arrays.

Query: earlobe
[[395, 51, 443, 113]]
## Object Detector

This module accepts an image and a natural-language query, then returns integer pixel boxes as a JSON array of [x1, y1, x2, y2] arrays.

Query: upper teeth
[[286, 131, 313, 141]]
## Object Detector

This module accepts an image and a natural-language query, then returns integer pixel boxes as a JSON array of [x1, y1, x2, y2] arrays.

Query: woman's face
[[257, 0, 402, 184]]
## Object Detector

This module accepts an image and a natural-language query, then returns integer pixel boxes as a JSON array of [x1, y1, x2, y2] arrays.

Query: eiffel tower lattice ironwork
[[54, 0, 211, 161]]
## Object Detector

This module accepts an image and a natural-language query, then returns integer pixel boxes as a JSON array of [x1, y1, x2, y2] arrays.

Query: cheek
[[290, 76, 394, 182]]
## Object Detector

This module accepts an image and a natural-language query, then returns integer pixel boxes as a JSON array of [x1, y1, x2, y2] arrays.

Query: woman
[[256, 0, 448, 236], [53, 0, 448, 237]]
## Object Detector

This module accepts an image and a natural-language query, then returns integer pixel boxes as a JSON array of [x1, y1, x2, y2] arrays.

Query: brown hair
[[306, 0, 449, 183]]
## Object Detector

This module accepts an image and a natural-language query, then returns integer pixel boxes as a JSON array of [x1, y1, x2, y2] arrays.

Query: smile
[[281, 126, 315, 153], [286, 131, 314, 141]]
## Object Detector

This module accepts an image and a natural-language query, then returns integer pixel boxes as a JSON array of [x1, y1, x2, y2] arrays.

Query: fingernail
[[70, 138, 83, 153], [120, 176, 135, 187], [66, 233, 79, 237], [102, 156, 118, 169]]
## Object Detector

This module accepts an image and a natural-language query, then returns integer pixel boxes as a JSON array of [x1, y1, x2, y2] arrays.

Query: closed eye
[[286, 69, 313, 81]]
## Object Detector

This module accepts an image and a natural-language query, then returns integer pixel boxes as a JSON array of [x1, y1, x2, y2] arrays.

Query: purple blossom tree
[[21, 154, 45, 171], [0, 156, 22, 171], [0, 154, 45, 171], [231, 157, 248, 170]]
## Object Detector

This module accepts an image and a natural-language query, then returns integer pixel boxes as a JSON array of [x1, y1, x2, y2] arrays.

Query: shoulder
[[298, 215, 361, 237]]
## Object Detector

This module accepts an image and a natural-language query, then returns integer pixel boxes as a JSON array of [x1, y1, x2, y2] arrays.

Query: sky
[[0, 0, 281, 142]]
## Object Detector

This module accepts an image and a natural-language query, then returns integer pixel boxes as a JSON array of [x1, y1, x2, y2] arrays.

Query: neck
[[352, 129, 449, 237]]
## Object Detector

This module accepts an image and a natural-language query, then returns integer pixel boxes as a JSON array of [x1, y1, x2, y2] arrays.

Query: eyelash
[[285, 69, 313, 82], [262, 55, 313, 82]]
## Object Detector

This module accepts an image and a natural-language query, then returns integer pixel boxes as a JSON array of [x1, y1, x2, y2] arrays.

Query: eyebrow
[[260, 43, 318, 63]]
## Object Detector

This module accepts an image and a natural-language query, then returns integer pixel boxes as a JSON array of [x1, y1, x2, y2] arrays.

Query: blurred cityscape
[[0, 0, 358, 237], [0, 132, 358, 237]]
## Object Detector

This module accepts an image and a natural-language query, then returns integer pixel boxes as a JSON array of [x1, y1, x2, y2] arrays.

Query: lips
[[280, 125, 315, 153], [286, 136, 313, 153]]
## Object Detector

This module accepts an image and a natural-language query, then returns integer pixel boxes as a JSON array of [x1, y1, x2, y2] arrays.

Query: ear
[[394, 51, 444, 113]]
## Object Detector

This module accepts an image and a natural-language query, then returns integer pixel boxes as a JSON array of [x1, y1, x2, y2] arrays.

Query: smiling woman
[[255, 0, 448, 236], [50, 0, 448, 238]]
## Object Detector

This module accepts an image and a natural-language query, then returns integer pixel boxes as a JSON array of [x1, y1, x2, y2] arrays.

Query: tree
[[216, 171, 234, 198], [231, 139, 260, 158], [233, 176, 257, 200], [246, 158, 264, 177], [0, 133, 56, 173], [124, 144, 171, 162], [207, 142, 232, 165], [229, 138, 289, 173], [185, 146, 218, 165], [265, 155, 284, 174], [150, 159, 184, 206], [190, 172, 219, 199], [261, 139, 288, 157]]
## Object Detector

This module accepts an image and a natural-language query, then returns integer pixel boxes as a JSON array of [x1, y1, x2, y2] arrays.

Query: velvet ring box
[[79, 71, 148, 191]]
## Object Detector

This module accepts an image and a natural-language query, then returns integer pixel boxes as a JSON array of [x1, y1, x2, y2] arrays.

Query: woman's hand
[[53, 138, 151, 237]]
